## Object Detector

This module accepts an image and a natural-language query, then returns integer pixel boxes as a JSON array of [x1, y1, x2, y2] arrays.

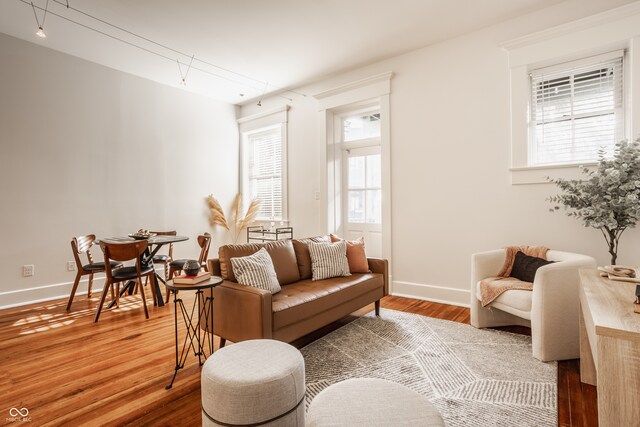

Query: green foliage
[[547, 139, 640, 264]]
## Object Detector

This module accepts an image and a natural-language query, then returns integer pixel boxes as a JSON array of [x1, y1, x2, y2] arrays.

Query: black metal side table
[[165, 276, 223, 389]]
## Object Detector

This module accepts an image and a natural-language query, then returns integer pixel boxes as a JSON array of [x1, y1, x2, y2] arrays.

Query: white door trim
[[315, 73, 393, 286]]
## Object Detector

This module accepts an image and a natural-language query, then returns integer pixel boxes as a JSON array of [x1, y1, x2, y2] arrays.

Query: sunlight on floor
[[13, 296, 152, 335]]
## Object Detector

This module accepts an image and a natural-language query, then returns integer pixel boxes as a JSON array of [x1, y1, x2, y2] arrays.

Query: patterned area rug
[[301, 309, 557, 426]]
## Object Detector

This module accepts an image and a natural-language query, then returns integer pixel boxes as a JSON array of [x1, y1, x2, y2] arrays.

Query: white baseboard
[[391, 280, 470, 308], [0, 275, 108, 310], [0, 264, 172, 310]]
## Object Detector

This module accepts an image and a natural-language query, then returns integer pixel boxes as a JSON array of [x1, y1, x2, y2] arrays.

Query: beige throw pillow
[[230, 248, 281, 294], [308, 241, 351, 281]]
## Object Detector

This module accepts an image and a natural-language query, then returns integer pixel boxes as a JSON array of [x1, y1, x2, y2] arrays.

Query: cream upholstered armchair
[[470, 249, 596, 362]]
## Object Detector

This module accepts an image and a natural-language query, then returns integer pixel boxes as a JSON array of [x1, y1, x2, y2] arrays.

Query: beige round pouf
[[307, 378, 444, 427], [201, 339, 305, 426]]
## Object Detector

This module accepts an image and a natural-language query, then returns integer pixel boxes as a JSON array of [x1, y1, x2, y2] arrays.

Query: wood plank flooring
[[0, 292, 597, 426]]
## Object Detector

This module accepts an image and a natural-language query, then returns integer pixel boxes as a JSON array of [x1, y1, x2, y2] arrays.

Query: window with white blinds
[[529, 51, 624, 166], [244, 124, 285, 221]]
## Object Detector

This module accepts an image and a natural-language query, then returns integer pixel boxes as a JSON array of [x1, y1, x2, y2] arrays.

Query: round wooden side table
[[165, 276, 223, 389]]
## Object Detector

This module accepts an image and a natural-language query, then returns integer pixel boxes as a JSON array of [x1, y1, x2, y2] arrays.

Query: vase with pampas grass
[[207, 193, 261, 243]]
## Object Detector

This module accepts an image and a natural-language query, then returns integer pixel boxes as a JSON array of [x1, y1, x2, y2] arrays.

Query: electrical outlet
[[315, 191, 321, 200], [67, 261, 76, 271], [22, 265, 34, 277]]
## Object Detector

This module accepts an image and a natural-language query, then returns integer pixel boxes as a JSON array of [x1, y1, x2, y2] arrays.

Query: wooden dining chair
[[149, 230, 177, 280], [67, 235, 123, 311], [95, 240, 157, 322], [166, 232, 212, 300]]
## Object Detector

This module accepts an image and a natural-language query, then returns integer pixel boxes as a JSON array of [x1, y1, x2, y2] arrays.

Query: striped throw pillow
[[308, 241, 351, 281], [230, 248, 281, 294]]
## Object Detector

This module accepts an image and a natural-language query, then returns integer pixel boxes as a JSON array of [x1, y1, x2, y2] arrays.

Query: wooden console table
[[579, 269, 640, 426]]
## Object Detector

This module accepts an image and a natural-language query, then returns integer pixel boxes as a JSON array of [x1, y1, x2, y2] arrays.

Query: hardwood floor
[[0, 293, 596, 426]]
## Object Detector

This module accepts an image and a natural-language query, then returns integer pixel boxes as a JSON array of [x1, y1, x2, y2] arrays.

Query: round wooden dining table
[[99, 234, 189, 308]]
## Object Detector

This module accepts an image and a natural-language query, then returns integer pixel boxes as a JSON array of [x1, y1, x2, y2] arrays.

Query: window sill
[[510, 162, 596, 185]]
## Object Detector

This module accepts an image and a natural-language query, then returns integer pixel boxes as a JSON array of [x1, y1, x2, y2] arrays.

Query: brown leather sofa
[[205, 237, 389, 346]]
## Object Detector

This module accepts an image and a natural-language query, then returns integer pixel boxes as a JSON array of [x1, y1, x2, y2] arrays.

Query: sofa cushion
[[475, 281, 532, 317], [309, 241, 351, 281], [330, 234, 371, 273], [272, 273, 383, 330], [219, 243, 264, 280], [231, 248, 281, 294], [291, 235, 330, 280], [219, 240, 300, 285]]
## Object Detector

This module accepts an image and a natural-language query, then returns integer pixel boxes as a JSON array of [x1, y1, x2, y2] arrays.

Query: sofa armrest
[[368, 258, 389, 296], [208, 258, 222, 276], [471, 249, 506, 287], [530, 256, 596, 361], [213, 280, 273, 342]]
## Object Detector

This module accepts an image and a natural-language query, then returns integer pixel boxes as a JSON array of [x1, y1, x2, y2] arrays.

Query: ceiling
[[0, 0, 567, 105]]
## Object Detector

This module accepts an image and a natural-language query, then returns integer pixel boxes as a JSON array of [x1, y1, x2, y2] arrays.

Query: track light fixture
[[19, 0, 303, 101], [177, 54, 195, 87], [31, 0, 49, 38], [257, 82, 268, 106]]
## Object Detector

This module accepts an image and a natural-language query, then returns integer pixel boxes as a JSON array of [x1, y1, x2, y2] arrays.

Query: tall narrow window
[[529, 51, 624, 166], [242, 124, 286, 221]]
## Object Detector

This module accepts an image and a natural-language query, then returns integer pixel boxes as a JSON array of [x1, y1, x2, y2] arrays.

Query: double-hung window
[[529, 51, 624, 166], [243, 124, 285, 221]]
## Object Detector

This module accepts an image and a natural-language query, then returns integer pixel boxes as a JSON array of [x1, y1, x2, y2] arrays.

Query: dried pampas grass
[[207, 193, 262, 243], [233, 198, 261, 242], [207, 195, 229, 230], [231, 193, 243, 226]]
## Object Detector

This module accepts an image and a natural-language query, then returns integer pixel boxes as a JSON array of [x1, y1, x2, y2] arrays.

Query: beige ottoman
[[201, 339, 305, 426], [307, 378, 444, 426]]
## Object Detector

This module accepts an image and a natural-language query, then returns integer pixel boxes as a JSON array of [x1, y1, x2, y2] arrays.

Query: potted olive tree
[[548, 139, 640, 265]]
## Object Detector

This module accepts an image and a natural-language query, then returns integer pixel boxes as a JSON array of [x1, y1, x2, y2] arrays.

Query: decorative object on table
[[201, 340, 305, 427], [597, 265, 640, 283], [635, 285, 640, 313], [548, 139, 640, 264], [167, 232, 212, 300], [182, 259, 201, 276], [246, 225, 293, 243], [66, 234, 123, 311], [206, 193, 261, 243], [173, 271, 211, 285], [165, 276, 223, 389], [128, 229, 156, 240]]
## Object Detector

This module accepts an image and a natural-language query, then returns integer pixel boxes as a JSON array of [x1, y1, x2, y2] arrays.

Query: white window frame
[[238, 106, 289, 222], [336, 107, 382, 227], [502, 7, 640, 185], [527, 50, 624, 167]]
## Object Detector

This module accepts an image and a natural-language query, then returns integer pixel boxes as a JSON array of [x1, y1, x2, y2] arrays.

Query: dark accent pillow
[[510, 251, 554, 282]]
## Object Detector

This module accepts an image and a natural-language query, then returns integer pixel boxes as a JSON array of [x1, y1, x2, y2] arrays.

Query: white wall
[[0, 33, 239, 308], [240, 0, 640, 306]]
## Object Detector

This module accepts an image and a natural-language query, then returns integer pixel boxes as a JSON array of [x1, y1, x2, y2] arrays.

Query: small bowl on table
[[182, 260, 201, 276]]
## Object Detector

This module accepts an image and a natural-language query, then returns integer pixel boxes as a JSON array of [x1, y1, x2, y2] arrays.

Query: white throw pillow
[[230, 248, 281, 294], [308, 241, 351, 281]]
